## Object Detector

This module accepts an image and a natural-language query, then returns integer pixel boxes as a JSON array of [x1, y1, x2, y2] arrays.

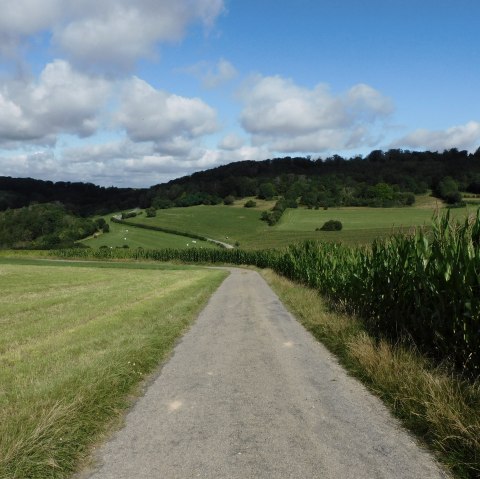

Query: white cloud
[[219, 133, 244, 150], [0, 60, 111, 145], [185, 58, 238, 88], [115, 77, 218, 145], [0, 150, 59, 179], [0, 0, 62, 55], [391, 121, 480, 152], [0, 0, 225, 70], [239, 75, 393, 152]]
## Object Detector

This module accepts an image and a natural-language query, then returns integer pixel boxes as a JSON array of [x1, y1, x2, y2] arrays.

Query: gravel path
[[82, 268, 448, 479]]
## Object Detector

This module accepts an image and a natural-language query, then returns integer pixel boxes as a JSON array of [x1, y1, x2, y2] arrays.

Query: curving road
[[81, 269, 448, 479]]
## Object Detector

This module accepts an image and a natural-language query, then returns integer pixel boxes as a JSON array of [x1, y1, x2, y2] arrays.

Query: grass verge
[[0, 260, 227, 479], [261, 269, 480, 479]]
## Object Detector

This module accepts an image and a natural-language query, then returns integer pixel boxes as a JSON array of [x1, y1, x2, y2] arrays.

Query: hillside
[[147, 149, 480, 209], [2, 149, 480, 218]]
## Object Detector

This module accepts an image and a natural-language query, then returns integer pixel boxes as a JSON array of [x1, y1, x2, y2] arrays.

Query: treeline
[[0, 203, 108, 249], [0, 177, 144, 215], [2, 148, 480, 216], [148, 148, 480, 209]]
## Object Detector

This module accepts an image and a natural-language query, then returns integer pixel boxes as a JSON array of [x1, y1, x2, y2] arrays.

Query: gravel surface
[[82, 268, 448, 479]]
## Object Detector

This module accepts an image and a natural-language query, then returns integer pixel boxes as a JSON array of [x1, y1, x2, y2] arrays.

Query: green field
[[124, 197, 478, 249], [127, 204, 268, 248], [0, 259, 227, 479], [81, 215, 217, 250]]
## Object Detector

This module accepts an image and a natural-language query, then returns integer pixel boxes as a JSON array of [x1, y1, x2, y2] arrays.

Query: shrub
[[318, 220, 343, 231], [244, 199, 257, 208], [223, 195, 235, 205], [145, 207, 156, 218]]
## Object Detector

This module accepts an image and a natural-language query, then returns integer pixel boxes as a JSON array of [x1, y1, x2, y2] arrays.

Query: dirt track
[[83, 268, 447, 478]]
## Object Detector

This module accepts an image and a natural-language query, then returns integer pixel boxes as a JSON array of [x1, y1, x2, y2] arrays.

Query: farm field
[[127, 204, 268, 248], [277, 205, 473, 231], [81, 215, 217, 250], [0, 259, 227, 479], [125, 196, 477, 249]]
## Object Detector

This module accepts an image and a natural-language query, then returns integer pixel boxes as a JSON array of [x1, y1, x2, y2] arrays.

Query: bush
[[318, 220, 343, 231], [145, 207, 156, 218], [244, 200, 257, 208], [223, 195, 235, 205]]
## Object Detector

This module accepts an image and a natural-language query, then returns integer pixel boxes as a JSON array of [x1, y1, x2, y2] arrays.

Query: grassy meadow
[[81, 214, 216, 250], [0, 259, 227, 479], [123, 195, 476, 249], [127, 204, 268, 248]]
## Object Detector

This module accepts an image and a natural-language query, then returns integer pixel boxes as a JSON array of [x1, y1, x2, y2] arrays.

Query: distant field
[[122, 196, 478, 249], [127, 205, 268, 248], [277, 207, 445, 232], [81, 215, 217, 250], [0, 259, 227, 479]]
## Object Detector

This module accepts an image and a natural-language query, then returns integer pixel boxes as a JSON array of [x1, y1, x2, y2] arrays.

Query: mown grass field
[[0, 259, 227, 479], [125, 196, 476, 249], [127, 204, 268, 248], [81, 215, 216, 250]]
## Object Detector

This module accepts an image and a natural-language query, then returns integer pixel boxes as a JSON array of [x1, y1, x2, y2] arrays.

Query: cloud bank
[[1, 0, 225, 70], [391, 121, 480, 152], [0, 60, 110, 146], [240, 75, 394, 152]]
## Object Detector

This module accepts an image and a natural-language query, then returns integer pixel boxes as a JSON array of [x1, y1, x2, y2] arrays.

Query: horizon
[[1, 1, 479, 188]]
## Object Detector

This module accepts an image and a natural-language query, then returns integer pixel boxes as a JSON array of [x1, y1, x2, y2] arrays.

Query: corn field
[[56, 211, 480, 377], [274, 211, 480, 377]]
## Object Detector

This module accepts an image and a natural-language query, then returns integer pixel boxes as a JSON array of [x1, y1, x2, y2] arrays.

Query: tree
[[146, 207, 156, 217], [258, 182, 276, 200], [223, 195, 235, 205]]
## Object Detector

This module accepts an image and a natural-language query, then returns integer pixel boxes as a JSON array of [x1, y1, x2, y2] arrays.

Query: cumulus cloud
[[185, 58, 238, 88], [239, 75, 394, 152], [0, 60, 111, 146], [391, 121, 480, 152], [1, 0, 224, 70], [115, 77, 218, 145], [62, 141, 262, 187], [219, 133, 244, 150], [0, 0, 62, 55]]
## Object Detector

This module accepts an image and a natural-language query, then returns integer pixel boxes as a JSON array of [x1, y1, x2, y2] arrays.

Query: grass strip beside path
[[262, 269, 480, 479], [0, 261, 227, 479]]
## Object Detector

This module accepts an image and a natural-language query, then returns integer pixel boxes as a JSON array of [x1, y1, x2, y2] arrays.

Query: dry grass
[[262, 269, 480, 479]]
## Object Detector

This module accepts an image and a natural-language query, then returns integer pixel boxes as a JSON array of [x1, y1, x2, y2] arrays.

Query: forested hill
[[2, 148, 480, 214], [148, 148, 480, 208], [0, 177, 146, 215]]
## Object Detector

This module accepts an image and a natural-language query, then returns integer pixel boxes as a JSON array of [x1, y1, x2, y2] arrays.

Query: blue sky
[[0, 0, 479, 187]]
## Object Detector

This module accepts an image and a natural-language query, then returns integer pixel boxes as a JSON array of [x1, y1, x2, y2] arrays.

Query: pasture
[[0, 259, 227, 479], [125, 196, 477, 249], [127, 204, 267, 248], [81, 216, 216, 250]]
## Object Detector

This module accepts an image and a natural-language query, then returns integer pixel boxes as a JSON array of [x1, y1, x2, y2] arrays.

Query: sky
[[0, 0, 479, 187]]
